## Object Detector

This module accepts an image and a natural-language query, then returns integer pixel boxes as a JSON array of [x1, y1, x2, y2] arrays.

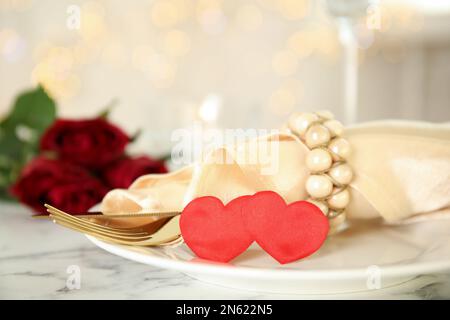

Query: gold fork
[[45, 205, 170, 237], [49, 210, 181, 246], [46, 205, 182, 246]]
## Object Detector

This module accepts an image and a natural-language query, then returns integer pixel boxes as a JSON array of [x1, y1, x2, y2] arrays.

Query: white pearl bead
[[305, 124, 331, 148], [307, 199, 329, 215], [306, 149, 332, 173], [316, 110, 334, 120], [288, 113, 319, 137], [329, 164, 353, 185], [306, 175, 333, 198], [327, 189, 350, 209], [324, 120, 344, 137], [328, 138, 351, 160]]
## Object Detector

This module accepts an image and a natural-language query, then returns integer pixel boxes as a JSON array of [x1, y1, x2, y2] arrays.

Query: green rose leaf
[[0, 85, 57, 202], [1, 85, 56, 134]]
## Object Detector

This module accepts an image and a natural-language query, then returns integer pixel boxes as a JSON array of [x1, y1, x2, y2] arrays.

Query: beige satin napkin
[[101, 120, 450, 227]]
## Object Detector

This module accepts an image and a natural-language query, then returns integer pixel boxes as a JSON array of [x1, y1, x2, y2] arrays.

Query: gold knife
[[33, 211, 181, 219]]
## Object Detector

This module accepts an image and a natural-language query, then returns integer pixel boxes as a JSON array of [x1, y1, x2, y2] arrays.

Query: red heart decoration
[[180, 195, 253, 263], [242, 191, 329, 264]]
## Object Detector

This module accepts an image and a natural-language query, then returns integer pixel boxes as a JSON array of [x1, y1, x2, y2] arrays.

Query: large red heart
[[180, 195, 253, 263], [242, 191, 329, 264]]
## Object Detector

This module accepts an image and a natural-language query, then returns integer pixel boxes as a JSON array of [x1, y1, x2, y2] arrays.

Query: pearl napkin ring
[[287, 111, 353, 226]]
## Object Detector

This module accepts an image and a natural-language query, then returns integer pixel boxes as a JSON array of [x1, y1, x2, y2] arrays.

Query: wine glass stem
[[339, 18, 359, 125]]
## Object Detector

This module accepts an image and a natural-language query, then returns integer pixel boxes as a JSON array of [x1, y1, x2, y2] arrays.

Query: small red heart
[[242, 191, 329, 264], [180, 195, 253, 263]]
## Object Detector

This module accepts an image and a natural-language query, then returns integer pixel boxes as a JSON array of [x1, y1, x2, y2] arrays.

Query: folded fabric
[[101, 120, 450, 228]]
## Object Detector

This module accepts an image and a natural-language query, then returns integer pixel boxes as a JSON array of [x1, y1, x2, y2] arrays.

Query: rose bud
[[11, 157, 108, 214], [40, 118, 130, 169]]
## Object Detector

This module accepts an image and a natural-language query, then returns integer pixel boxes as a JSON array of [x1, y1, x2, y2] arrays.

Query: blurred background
[[1, 0, 450, 155]]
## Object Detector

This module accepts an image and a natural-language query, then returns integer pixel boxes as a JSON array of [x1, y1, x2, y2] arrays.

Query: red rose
[[11, 157, 108, 214], [40, 118, 129, 168], [102, 156, 168, 189]]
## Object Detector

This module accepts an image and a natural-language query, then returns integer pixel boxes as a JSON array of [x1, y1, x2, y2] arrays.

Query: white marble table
[[1, 202, 449, 300]]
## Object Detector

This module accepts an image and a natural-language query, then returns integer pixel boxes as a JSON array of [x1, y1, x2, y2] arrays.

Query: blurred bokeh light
[[1, 0, 449, 154]]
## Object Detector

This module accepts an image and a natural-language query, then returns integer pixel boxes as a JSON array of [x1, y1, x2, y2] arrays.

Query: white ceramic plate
[[87, 217, 450, 294]]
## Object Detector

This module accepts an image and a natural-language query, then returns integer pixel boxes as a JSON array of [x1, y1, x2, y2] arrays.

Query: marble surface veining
[[1, 202, 449, 300]]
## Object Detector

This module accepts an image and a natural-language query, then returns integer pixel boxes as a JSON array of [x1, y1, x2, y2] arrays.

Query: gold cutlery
[[42, 204, 182, 246], [44, 204, 173, 234], [33, 208, 180, 219]]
